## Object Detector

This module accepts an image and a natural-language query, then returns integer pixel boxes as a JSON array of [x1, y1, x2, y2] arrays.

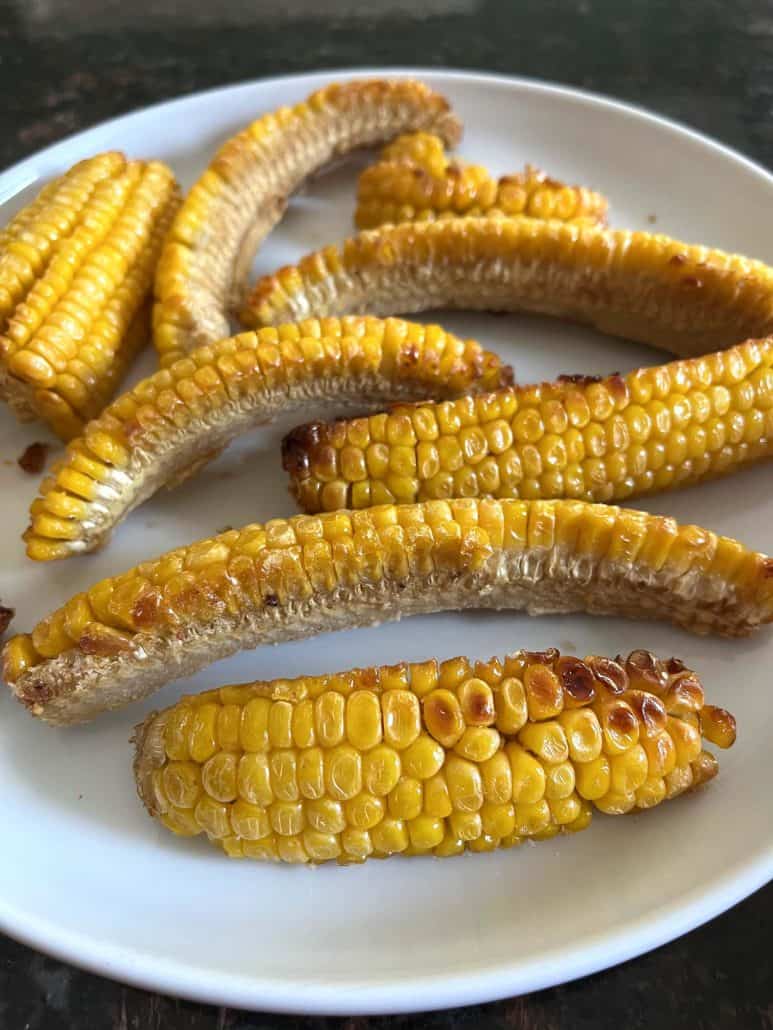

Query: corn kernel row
[[6, 498, 772, 724], [153, 79, 461, 367], [355, 131, 608, 229], [0, 153, 180, 438], [134, 648, 735, 863], [283, 338, 773, 511], [240, 217, 773, 359], [24, 316, 510, 560]]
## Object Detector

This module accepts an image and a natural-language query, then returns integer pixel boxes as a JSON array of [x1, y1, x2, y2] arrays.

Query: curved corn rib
[[356, 131, 608, 229], [283, 338, 773, 512], [133, 649, 735, 863], [153, 79, 461, 368], [5, 499, 771, 725], [0, 153, 180, 439], [241, 217, 773, 358], [23, 317, 510, 560]]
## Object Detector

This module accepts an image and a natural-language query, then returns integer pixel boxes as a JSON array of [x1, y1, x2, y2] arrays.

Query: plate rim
[[1, 65, 771, 1015]]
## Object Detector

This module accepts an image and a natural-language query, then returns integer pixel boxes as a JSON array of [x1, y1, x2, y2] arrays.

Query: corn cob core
[[240, 217, 773, 359], [283, 338, 773, 511], [23, 316, 510, 560], [133, 649, 735, 864], [5, 499, 772, 725], [0, 152, 180, 439], [355, 131, 608, 230], [153, 79, 461, 367]]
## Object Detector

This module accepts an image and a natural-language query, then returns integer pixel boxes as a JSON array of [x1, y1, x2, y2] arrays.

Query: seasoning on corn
[[282, 337, 773, 511], [240, 217, 773, 358], [355, 131, 608, 230], [0, 152, 180, 439], [153, 79, 461, 368], [24, 316, 511, 560], [133, 648, 735, 863], [5, 499, 771, 726]]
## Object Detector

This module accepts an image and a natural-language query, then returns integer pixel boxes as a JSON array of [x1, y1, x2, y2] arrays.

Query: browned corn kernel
[[240, 218, 773, 361], [7, 500, 772, 725], [134, 648, 734, 863], [153, 79, 461, 367], [0, 153, 180, 439], [25, 316, 511, 561], [282, 338, 773, 511], [354, 132, 608, 230]]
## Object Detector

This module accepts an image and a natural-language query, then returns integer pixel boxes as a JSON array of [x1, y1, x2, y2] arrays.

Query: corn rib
[[5, 498, 771, 726], [133, 649, 734, 863], [23, 317, 510, 560], [283, 337, 773, 511], [153, 80, 461, 367], [0, 153, 180, 439], [241, 217, 773, 358], [356, 132, 608, 229]]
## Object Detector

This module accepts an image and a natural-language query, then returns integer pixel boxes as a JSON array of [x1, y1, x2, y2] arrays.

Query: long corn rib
[[23, 317, 510, 560], [5, 499, 771, 726], [283, 337, 773, 511], [133, 649, 735, 863], [356, 132, 608, 229], [153, 80, 461, 368], [241, 218, 773, 358], [0, 153, 180, 439]]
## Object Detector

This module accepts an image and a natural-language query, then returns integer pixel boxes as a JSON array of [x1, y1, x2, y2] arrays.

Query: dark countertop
[[0, 0, 771, 1026]]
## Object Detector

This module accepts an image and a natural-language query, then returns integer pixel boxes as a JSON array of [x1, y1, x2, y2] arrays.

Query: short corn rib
[[0, 152, 180, 439], [283, 337, 773, 512], [356, 131, 608, 229], [153, 79, 461, 368], [134, 649, 735, 863], [5, 499, 771, 726], [241, 217, 773, 358], [23, 317, 510, 560]]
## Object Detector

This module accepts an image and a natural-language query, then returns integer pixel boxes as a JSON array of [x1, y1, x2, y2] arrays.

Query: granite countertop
[[1, 0, 771, 1026]]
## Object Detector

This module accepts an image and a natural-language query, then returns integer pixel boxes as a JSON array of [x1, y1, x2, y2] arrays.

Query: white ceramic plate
[[1, 69, 771, 1016]]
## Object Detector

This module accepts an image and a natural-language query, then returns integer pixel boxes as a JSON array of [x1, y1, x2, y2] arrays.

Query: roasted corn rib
[[133, 649, 735, 863], [0, 152, 180, 439], [241, 217, 773, 358], [356, 132, 608, 229], [24, 317, 510, 560], [5, 499, 771, 726], [153, 79, 461, 367], [283, 337, 773, 511]]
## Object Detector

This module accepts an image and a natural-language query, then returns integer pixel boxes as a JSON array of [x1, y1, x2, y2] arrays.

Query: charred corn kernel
[[355, 135, 608, 230], [700, 704, 737, 748], [0, 152, 180, 438], [28, 318, 510, 563], [524, 663, 564, 720], [156, 80, 462, 366], [283, 339, 773, 512], [423, 688, 465, 746], [134, 647, 733, 862]]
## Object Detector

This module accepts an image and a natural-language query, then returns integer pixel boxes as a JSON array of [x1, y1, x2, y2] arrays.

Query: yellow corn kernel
[[575, 755, 611, 801], [445, 755, 484, 812], [424, 772, 453, 818], [362, 744, 402, 796], [423, 688, 465, 746], [382, 689, 421, 749], [346, 690, 383, 750], [559, 708, 603, 762], [506, 743, 547, 804], [402, 734, 445, 778], [453, 726, 501, 762], [609, 744, 648, 795], [544, 760, 576, 800], [517, 721, 569, 763]]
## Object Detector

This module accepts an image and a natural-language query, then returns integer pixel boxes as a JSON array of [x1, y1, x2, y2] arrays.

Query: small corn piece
[[0, 153, 180, 439], [133, 648, 734, 863], [23, 316, 510, 560], [153, 79, 461, 367], [240, 218, 773, 359], [282, 337, 773, 510], [0, 603, 13, 639], [355, 132, 608, 230], [5, 498, 771, 725]]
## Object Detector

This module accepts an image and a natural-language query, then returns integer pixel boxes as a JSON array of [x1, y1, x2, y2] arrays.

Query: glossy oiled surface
[[0, 0, 772, 1026]]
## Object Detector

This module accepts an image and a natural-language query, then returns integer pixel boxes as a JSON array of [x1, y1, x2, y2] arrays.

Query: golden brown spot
[[522, 648, 559, 666], [665, 657, 687, 674], [668, 253, 687, 267], [556, 656, 595, 703], [606, 374, 628, 404], [281, 423, 330, 477], [17, 442, 49, 475], [558, 373, 602, 387], [264, 593, 279, 608], [525, 665, 562, 709], [681, 276, 703, 289], [607, 701, 638, 736], [763, 558, 773, 578], [624, 689, 667, 734], [132, 590, 162, 629], [701, 705, 737, 748], [625, 649, 667, 691], [78, 625, 134, 657], [589, 656, 628, 693]]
